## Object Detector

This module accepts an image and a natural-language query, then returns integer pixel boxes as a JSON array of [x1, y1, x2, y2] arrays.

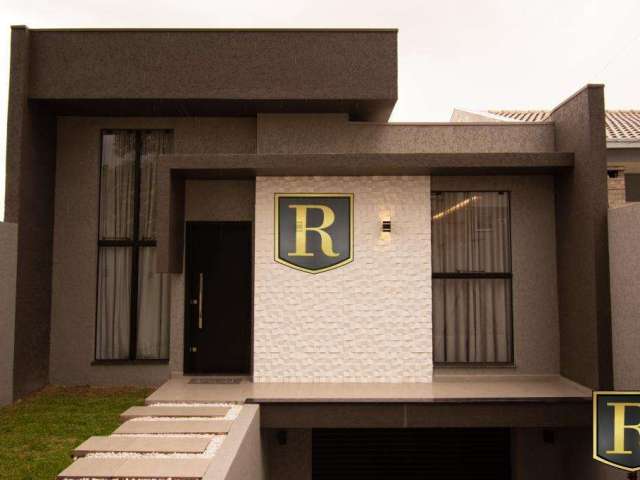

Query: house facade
[[2, 26, 620, 478]]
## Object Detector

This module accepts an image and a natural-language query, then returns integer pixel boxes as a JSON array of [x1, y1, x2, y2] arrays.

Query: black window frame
[[431, 190, 515, 367], [94, 128, 173, 363]]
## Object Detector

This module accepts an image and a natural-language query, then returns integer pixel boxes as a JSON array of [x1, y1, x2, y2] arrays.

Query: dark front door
[[185, 222, 252, 374]]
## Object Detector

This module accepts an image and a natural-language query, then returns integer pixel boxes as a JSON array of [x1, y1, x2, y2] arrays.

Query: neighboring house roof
[[489, 110, 550, 123], [487, 110, 640, 146]]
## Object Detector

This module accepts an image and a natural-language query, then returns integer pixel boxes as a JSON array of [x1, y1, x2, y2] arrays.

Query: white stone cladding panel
[[254, 176, 432, 383]]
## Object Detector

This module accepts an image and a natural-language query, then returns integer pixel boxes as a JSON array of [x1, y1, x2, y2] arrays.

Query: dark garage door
[[312, 428, 510, 480]]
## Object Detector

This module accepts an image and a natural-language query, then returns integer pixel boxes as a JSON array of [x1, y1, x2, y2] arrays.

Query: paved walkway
[[58, 374, 591, 478], [58, 402, 243, 479]]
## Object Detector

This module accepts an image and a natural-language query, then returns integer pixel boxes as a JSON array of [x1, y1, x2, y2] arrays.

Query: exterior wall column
[[5, 26, 57, 397], [549, 84, 613, 390]]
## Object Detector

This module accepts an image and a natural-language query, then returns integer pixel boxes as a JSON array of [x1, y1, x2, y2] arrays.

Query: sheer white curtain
[[96, 132, 135, 359], [96, 248, 132, 359], [136, 131, 172, 359], [139, 131, 172, 240], [431, 192, 513, 363], [99, 133, 135, 240], [137, 248, 170, 359]]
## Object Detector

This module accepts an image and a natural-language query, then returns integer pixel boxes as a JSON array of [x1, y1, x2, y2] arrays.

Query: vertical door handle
[[198, 272, 204, 330]]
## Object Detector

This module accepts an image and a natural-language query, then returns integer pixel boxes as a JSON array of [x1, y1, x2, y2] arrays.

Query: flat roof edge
[[14, 26, 399, 33]]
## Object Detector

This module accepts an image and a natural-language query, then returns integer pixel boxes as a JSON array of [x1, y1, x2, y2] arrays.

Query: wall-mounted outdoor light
[[379, 211, 392, 243]]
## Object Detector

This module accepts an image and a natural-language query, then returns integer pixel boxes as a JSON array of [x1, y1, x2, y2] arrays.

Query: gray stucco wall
[[50, 118, 256, 386], [608, 203, 640, 390], [257, 113, 555, 154], [431, 176, 560, 375], [0, 222, 18, 405], [549, 85, 612, 390]]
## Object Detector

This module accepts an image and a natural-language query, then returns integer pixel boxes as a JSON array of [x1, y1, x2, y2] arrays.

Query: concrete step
[[58, 457, 211, 479], [114, 419, 232, 434], [73, 435, 213, 456], [120, 405, 229, 420]]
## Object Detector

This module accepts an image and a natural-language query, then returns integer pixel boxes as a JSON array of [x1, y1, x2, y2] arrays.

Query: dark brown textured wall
[[549, 85, 613, 390], [5, 27, 57, 398], [27, 30, 396, 103]]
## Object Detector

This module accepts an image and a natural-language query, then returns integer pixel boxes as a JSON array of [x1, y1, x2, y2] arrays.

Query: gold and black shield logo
[[274, 193, 353, 274], [594, 391, 640, 471]]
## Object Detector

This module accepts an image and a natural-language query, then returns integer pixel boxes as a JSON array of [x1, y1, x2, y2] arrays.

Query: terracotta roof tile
[[488, 110, 640, 142], [489, 110, 550, 123]]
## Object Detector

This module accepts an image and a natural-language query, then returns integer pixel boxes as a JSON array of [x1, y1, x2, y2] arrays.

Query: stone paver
[[58, 458, 126, 478], [58, 457, 211, 479], [114, 419, 232, 434], [121, 405, 229, 420], [73, 435, 213, 456]]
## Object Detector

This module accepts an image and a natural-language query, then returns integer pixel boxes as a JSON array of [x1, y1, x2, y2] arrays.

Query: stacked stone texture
[[253, 176, 432, 383]]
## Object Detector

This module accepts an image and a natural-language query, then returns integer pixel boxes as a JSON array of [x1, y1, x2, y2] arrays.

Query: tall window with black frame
[[431, 191, 514, 364], [95, 130, 173, 361]]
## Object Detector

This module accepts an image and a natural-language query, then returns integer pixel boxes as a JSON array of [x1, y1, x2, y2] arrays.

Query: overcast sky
[[1, 0, 639, 219]]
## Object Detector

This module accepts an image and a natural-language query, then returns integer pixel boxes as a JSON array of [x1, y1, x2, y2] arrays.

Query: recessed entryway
[[184, 221, 252, 375]]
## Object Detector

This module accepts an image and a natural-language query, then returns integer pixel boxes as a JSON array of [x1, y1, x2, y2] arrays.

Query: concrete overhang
[[159, 152, 574, 177], [19, 26, 398, 121], [155, 151, 574, 273]]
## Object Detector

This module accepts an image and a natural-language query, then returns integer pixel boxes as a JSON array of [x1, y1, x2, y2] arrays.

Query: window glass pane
[[433, 278, 513, 364], [139, 131, 173, 240], [99, 132, 136, 240], [96, 247, 131, 359], [136, 247, 170, 359], [431, 192, 510, 273]]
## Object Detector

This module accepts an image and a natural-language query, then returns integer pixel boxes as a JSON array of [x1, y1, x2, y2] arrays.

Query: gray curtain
[[431, 192, 513, 363]]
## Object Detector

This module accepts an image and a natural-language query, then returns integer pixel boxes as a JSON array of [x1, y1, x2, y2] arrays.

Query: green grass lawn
[[0, 385, 152, 480]]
